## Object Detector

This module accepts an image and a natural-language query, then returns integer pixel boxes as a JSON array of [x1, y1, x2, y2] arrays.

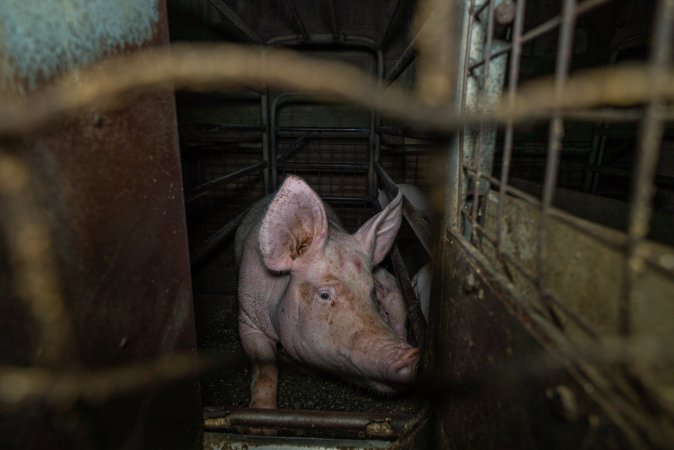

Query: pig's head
[[258, 175, 419, 393]]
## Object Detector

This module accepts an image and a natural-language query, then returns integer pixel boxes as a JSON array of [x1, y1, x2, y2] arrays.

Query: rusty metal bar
[[468, 0, 611, 71], [281, 0, 310, 40], [376, 163, 433, 257], [537, 0, 577, 330], [186, 161, 267, 201], [191, 209, 249, 268], [208, 0, 263, 43], [203, 406, 424, 438], [621, 0, 674, 336], [496, 0, 526, 252], [470, 0, 497, 243]]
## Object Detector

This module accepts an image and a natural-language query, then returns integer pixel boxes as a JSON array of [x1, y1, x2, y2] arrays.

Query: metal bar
[[208, 0, 263, 44], [380, 0, 404, 49], [470, 0, 497, 244], [191, 209, 249, 269], [468, 0, 611, 72], [377, 126, 434, 140], [496, 0, 526, 252], [278, 127, 371, 134], [537, 0, 577, 330], [277, 162, 369, 171], [276, 133, 310, 160], [203, 406, 424, 438], [267, 33, 379, 51], [621, 0, 674, 336], [326, 0, 340, 39], [186, 161, 267, 200], [261, 89, 271, 195], [385, 43, 418, 83], [376, 163, 433, 257], [281, 0, 310, 40]]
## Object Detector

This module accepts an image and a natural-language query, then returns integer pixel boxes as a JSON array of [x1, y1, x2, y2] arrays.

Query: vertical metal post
[[261, 88, 271, 194], [621, 0, 674, 336], [496, 0, 526, 252], [538, 0, 577, 328], [470, 1, 496, 239], [370, 50, 384, 202]]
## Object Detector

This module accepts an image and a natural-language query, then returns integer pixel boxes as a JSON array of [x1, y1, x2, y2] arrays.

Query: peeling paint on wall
[[0, 0, 159, 92]]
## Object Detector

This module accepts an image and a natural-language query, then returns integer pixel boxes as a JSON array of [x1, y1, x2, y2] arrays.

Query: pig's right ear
[[259, 176, 329, 272]]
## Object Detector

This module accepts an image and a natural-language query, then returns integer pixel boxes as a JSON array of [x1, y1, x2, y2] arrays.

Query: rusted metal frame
[[203, 406, 427, 439], [0, 151, 78, 366], [468, 0, 611, 72], [444, 229, 660, 449], [191, 209, 249, 268], [186, 160, 267, 201], [537, 0, 578, 330], [496, 0, 526, 253], [455, 0, 478, 235], [325, 0, 340, 40], [208, 0, 263, 43], [281, 0, 310, 40], [375, 163, 433, 257], [468, 167, 674, 279], [276, 132, 310, 160], [470, 0, 497, 246], [621, 0, 674, 337], [465, 216, 601, 338], [441, 0, 472, 232]]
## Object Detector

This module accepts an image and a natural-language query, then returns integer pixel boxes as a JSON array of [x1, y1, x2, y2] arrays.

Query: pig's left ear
[[259, 176, 329, 272], [355, 191, 403, 265]]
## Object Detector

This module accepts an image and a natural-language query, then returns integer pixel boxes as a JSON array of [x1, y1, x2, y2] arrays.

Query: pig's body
[[235, 176, 419, 409]]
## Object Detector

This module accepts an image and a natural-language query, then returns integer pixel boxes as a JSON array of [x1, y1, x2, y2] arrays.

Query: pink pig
[[234, 175, 419, 409]]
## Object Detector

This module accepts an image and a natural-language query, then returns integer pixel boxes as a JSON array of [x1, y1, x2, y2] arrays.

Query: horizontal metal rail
[[186, 161, 267, 201], [277, 162, 369, 171], [203, 406, 424, 438]]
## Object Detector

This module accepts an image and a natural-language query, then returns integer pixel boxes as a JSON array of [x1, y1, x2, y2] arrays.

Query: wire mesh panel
[[438, 0, 674, 447]]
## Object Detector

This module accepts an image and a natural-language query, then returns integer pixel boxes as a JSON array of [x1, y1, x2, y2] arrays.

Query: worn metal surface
[[0, 1, 201, 449], [428, 232, 669, 449]]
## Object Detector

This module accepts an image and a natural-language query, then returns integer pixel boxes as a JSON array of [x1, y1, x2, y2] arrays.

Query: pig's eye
[[317, 288, 334, 302]]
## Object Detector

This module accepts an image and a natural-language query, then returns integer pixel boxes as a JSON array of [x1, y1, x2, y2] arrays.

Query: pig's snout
[[387, 347, 420, 384]]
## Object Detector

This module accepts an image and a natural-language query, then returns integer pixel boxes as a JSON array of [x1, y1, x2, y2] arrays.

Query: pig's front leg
[[239, 322, 278, 409]]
